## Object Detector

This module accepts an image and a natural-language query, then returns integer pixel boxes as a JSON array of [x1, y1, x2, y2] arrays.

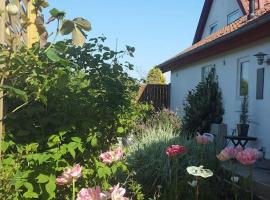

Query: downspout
[[249, 0, 256, 19]]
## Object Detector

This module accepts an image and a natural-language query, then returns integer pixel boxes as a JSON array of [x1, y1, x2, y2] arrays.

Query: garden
[[0, 1, 263, 200]]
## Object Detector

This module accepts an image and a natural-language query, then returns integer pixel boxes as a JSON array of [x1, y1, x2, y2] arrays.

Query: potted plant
[[237, 95, 249, 137]]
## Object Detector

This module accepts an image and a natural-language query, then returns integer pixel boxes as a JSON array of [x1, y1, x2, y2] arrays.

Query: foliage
[[0, 31, 150, 198], [133, 109, 181, 135], [0, 37, 138, 147], [0, 133, 144, 199], [240, 79, 248, 96], [0, 1, 256, 200], [181, 68, 224, 136], [239, 95, 249, 124], [147, 109, 181, 132], [146, 67, 166, 84], [0, 1, 149, 198], [127, 123, 220, 200]]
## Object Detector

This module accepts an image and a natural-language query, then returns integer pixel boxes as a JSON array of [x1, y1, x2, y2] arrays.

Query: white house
[[158, 0, 270, 158]]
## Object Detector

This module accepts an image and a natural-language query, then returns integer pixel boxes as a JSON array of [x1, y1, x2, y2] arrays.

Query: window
[[209, 23, 218, 35], [256, 68, 264, 99], [239, 60, 249, 96], [202, 65, 215, 81], [227, 10, 241, 24]]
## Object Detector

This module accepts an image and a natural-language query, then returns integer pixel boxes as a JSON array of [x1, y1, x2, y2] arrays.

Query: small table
[[225, 136, 257, 148]]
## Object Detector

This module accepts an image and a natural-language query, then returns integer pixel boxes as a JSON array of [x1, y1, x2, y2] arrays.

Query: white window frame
[[209, 22, 218, 35], [227, 10, 240, 24], [201, 65, 215, 81], [237, 57, 249, 98]]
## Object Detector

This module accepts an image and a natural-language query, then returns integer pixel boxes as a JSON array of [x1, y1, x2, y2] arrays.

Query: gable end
[[193, 0, 247, 44]]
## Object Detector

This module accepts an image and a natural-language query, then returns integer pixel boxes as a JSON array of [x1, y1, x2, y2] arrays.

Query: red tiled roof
[[241, 0, 269, 13], [159, 0, 270, 71], [182, 2, 270, 54]]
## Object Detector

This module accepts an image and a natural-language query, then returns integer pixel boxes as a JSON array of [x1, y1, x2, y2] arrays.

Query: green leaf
[[45, 175, 56, 200], [25, 143, 39, 152], [1, 140, 14, 153], [54, 41, 67, 52], [67, 145, 76, 159], [49, 8, 65, 19], [46, 48, 61, 62], [40, 0, 49, 8], [33, 0, 49, 9], [2, 157, 15, 165], [73, 18, 91, 31], [23, 182, 34, 191], [60, 20, 75, 35], [71, 137, 81, 143], [97, 166, 111, 178], [23, 191, 39, 198], [126, 45, 135, 57], [36, 174, 49, 183], [90, 136, 98, 147], [117, 127, 124, 134], [48, 135, 61, 147], [1, 85, 28, 102], [111, 164, 118, 174]]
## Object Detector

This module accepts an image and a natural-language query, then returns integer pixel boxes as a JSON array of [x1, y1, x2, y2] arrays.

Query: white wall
[[170, 37, 270, 158], [202, 0, 243, 39]]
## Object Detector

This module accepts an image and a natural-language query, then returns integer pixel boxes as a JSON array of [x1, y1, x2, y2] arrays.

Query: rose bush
[[0, 3, 146, 198]]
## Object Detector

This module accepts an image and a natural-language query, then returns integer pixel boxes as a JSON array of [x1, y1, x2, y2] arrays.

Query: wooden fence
[[138, 84, 170, 110]]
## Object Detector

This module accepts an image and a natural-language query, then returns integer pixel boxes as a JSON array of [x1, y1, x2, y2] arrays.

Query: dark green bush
[[181, 69, 224, 137], [2, 38, 139, 149]]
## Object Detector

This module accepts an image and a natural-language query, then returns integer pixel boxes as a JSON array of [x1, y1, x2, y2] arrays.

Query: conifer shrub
[[146, 67, 166, 84], [181, 68, 224, 136]]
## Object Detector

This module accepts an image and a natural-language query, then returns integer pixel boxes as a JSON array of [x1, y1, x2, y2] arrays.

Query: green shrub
[[0, 31, 146, 200], [2, 38, 139, 148], [147, 109, 181, 132], [146, 67, 166, 84], [181, 68, 224, 137], [0, 132, 145, 199], [0, 37, 149, 198], [0, 2, 146, 199], [133, 109, 181, 135]]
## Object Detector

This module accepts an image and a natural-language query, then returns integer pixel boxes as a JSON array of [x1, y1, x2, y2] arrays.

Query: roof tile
[[177, 2, 270, 57]]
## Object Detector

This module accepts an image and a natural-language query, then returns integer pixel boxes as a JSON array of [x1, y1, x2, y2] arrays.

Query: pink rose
[[99, 147, 124, 164], [216, 150, 230, 161], [217, 146, 243, 161], [99, 151, 115, 164], [166, 145, 187, 157], [235, 145, 244, 154], [77, 187, 107, 200], [236, 148, 260, 165], [195, 133, 213, 145], [108, 184, 129, 200], [56, 176, 71, 186], [56, 164, 82, 185], [114, 147, 124, 161], [70, 164, 83, 178]]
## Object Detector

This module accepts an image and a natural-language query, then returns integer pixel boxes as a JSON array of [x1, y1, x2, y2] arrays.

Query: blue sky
[[44, 0, 204, 82]]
